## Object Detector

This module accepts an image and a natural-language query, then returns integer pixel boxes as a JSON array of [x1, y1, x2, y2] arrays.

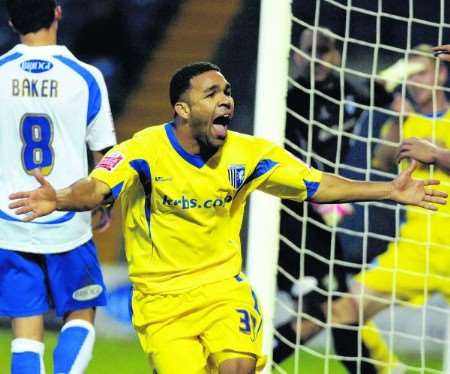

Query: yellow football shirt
[[91, 122, 322, 294], [397, 111, 450, 249], [356, 111, 450, 303]]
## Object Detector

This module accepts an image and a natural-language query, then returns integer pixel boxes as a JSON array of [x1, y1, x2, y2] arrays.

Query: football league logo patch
[[228, 164, 245, 189], [96, 152, 124, 171]]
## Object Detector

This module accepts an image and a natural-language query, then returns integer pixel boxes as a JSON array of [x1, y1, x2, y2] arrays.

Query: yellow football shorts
[[355, 237, 450, 305], [131, 274, 267, 373]]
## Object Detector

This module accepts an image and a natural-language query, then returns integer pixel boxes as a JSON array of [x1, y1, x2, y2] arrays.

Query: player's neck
[[172, 121, 219, 158], [420, 95, 448, 114], [20, 25, 57, 47], [173, 123, 201, 154]]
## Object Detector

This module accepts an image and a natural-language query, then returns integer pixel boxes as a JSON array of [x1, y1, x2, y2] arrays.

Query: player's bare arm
[[8, 169, 111, 222], [311, 160, 447, 210], [397, 137, 450, 173]]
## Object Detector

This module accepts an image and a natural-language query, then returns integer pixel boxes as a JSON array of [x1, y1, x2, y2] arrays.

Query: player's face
[[186, 70, 234, 149], [297, 34, 338, 82], [407, 58, 440, 107]]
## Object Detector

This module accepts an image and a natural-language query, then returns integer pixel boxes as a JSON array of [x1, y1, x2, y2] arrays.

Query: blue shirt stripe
[[111, 181, 124, 199], [0, 52, 22, 66], [241, 159, 278, 188], [0, 209, 75, 224], [165, 122, 206, 168], [129, 159, 152, 235], [53, 55, 101, 127], [423, 110, 446, 118], [305, 180, 320, 199]]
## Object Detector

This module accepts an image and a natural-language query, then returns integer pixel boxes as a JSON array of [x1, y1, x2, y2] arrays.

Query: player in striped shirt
[[0, 1, 116, 373]]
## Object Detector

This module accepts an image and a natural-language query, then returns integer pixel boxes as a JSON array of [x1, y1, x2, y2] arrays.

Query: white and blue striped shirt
[[0, 44, 116, 253]]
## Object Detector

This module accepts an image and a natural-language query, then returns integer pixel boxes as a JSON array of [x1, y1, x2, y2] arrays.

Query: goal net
[[247, 1, 450, 373]]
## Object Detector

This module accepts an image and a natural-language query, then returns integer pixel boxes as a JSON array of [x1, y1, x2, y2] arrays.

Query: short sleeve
[[90, 141, 137, 200], [253, 144, 323, 202], [85, 68, 117, 151], [239, 141, 322, 201]]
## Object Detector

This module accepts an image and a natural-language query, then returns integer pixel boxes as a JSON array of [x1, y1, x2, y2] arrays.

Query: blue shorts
[[0, 240, 107, 318]]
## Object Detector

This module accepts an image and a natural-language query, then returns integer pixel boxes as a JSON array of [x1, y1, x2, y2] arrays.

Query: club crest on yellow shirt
[[228, 165, 245, 189]]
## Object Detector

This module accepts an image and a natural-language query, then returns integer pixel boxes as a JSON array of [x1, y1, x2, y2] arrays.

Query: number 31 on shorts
[[20, 113, 54, 176]]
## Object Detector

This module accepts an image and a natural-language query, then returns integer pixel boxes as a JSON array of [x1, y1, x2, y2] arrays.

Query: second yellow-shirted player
[[8, 62, 446, 374], [358, 110, 450, 305]]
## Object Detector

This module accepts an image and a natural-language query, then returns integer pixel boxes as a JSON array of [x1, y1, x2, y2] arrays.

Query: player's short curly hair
[[169, 62, 221, 106], [7, 0, 57, 35]]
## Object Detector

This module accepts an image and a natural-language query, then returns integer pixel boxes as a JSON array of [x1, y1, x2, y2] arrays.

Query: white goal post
[[246, 0, 292, 370]]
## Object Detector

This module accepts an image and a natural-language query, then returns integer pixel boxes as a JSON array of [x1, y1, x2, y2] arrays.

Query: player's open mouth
[[211, 115, 230, 138]]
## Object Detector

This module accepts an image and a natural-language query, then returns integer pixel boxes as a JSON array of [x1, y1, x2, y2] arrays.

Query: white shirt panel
[[0, 44, 116, 253]]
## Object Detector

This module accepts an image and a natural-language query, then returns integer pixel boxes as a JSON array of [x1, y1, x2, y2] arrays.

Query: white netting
[[270, 1, 450, 373]]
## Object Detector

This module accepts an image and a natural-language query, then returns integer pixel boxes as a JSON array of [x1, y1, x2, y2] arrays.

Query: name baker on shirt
[[162, 194, 233, 209], [12, 78, 58, 98]]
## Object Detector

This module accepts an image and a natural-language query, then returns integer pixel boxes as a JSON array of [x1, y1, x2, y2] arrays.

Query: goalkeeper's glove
[[378, 59, 425, 93]]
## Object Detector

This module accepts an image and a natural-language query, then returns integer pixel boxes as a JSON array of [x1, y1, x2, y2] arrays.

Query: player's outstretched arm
[[9, 169, 111, 222], [397, 137, 450, 173], [433, 45, 450, 61], [311, 160, 447, 210]]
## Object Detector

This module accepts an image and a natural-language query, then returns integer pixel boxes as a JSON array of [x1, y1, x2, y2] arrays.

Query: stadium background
[[0, 0, 449, 372]]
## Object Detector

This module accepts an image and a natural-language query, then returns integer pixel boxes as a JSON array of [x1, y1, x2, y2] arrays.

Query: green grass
[[277, 349, 352, 374], [0, 329, 149, 373], [0, 328, 443, 373]]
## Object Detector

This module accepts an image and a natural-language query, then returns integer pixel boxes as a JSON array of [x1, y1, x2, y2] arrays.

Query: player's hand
[[432, 45, 450, 62], [396, 137, 438, 164], [8, 169, 57, 222], [389, 160, 447, 210], [92, 205, 113, 232]]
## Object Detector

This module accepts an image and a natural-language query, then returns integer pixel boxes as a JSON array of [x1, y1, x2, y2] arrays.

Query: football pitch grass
[[0, 328, 442, 373]]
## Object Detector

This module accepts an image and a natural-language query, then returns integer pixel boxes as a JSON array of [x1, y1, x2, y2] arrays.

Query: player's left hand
[[389, 160, 447, 210], [92, 205, 113, 232]]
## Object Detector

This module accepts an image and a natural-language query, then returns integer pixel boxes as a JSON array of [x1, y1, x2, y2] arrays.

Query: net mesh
[[272, 1, 450, 373]]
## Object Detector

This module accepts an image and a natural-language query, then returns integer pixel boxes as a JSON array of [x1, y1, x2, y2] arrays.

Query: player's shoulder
[[442, 109, 450, 121], [51, 46, 105, 80], [111, 123, 166, 162], [227, 130, 276, 150], [0, 48, 16, 60], [126, 123, 167, 149], [133, 123, 167, 140], [0, 45, 22, 66]]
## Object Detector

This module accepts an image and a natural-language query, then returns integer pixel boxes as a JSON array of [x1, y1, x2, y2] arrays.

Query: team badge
[[228, 164, 245, 189]]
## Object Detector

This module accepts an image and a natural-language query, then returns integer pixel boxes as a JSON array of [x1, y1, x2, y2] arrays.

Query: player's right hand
[[390, 160, 447, 211], [433, 45, 450, 62], [8, 169, 57, 222]]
